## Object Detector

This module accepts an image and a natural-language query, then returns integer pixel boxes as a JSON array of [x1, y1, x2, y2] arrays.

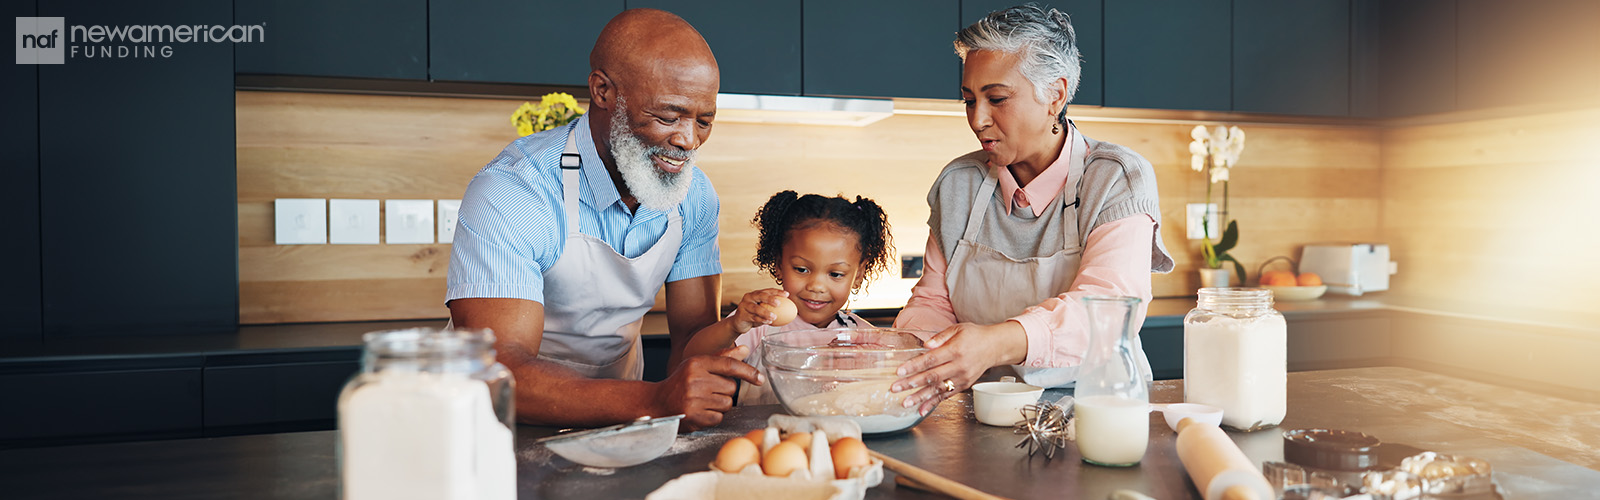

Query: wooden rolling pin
[[867, 450, 1012, 500], [1174, 418, 1275, 500]]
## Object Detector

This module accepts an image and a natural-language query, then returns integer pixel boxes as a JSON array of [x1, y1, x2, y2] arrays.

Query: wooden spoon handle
[[869, 450, 1012, 500]]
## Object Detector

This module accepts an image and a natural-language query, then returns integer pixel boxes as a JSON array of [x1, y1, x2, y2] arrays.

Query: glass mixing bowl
[[762, 328, 935, 434]]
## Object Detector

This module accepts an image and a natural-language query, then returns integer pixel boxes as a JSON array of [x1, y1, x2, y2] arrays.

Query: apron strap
[[961, 174, 999, 241], [561, 126, 582, 235]]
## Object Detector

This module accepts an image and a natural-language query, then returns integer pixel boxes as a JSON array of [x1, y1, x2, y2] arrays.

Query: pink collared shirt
[[895, 125, 1156, 368], [997, 127, 1077, 217]]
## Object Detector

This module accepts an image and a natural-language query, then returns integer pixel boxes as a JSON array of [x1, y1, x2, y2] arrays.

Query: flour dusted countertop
[[4, 366, 1599, 499]]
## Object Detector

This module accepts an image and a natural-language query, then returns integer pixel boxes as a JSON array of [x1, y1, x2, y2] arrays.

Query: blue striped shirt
[[446, 115, 721, 305]]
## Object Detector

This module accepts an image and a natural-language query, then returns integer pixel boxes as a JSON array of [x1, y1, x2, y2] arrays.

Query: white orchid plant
[[1190, 125, 1247, 283]]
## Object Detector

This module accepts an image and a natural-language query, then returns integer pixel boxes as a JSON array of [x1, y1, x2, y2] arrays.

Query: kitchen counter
[[4, 366, 1597, 499], [0, 295, 1386, 361]]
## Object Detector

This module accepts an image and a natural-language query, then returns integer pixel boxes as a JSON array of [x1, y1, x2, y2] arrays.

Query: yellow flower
[[510, 93, 587, 136]]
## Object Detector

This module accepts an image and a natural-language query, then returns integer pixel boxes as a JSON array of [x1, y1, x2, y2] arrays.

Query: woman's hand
[[730, 288, 789, 334], [891, 321, 1028, 415]]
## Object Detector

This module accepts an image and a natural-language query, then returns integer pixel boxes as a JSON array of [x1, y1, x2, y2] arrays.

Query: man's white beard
[[608, 104, 695, 212]]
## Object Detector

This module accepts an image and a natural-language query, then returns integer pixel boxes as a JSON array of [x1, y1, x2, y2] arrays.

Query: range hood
[[714, 93, 894, 127]]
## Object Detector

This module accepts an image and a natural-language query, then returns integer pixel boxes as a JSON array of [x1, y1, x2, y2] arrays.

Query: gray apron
[[944, 133, 1149, 388], [536, 126, 683, 380]]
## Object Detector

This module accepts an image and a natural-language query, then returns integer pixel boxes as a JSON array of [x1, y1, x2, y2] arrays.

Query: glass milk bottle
[[1074, 296, 1151, 467], [338, 328, 516, 500], [1184, 288, 1287, 431]]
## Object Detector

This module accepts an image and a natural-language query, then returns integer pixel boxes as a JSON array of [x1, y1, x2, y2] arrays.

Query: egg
[[770, 296, 798, 326], [762, 441, 809, 478], [743, 428, 766, 447], [781, 431, 812, 452], [830, 437, 870, 480], [714, 437, 761, 473]]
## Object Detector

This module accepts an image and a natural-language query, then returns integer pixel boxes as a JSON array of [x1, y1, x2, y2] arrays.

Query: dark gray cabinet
[[235, 0, 427, 80], [2, 0, 40, 340], [38, 0, 238, 337], [1104, 0, 1231, 111], [204, 360, 359, 432], [0, 358, 205, 444], [803, 0, 961, 99], [430, 0, 623, 85], [1232, 0, 1350, 116], [1141, 325, 1183, 380], [627, 0, 801, 96], [1369, 0, 1457, 117], [961, 1, 1103, 107], [1457, 0, 1600, 110]]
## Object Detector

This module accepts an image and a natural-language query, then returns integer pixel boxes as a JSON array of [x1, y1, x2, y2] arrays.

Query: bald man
[[445, 9, 758, 431]]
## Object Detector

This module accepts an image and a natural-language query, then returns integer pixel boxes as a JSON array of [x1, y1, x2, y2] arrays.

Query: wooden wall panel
[[238, 91, 1382, 324], [1381, 107, 1600, 320]]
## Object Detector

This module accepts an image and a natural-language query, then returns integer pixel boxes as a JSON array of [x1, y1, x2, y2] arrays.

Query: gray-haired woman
[[893, 4, 1175, 415]]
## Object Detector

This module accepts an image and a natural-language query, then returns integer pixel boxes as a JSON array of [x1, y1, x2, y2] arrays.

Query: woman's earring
[[1052, 122, 1061, 135]]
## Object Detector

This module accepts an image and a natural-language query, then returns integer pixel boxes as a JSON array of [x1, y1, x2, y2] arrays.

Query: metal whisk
[[1014, 395, 1075, 460]]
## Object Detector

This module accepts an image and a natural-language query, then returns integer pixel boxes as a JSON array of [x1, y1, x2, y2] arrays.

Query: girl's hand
[[890, 321, 1028, 415], [731, 288, 790, 334]]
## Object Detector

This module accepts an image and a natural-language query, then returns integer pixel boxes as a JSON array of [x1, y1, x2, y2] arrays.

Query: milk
[[341, 372, 515, 500], [1074, 395, 1150, 466], [1183, 313, 1287, 431]]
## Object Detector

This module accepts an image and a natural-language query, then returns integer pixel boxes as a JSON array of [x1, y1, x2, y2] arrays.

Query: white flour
[[1184, 313, 1287, 431], [341, 372, 515, 500]]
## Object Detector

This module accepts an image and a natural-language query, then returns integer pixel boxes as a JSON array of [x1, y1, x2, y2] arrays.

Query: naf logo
[[16, 17, 65, 64]]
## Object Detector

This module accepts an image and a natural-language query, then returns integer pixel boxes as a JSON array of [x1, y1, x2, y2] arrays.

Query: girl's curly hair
[[750, 190, 894, 293]]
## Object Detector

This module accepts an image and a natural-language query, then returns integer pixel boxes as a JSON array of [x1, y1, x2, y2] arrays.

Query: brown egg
[[743, 428, 766, 446], [714, 437, 760, 473], [781, 431, 812, 455], [830, 437, 870, 480], [762, 441, 808, 478], [770, 296, 798, 326]]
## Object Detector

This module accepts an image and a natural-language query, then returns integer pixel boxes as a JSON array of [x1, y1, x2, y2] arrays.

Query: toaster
[[1298, 243, 1397, 296]]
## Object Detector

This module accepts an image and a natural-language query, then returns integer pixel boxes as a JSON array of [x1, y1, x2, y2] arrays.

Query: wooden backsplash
[[237, 91, 1380, 324], [1381, 107, 1600, 319]]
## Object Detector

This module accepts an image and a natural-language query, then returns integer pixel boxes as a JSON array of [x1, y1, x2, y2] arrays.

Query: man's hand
[[651, 345, 764, 431]]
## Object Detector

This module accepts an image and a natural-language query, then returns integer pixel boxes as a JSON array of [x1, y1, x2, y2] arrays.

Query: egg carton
[[645, 416, 884, 500]]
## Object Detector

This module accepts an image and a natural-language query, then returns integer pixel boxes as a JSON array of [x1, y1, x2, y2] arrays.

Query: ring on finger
[[941, 379, 957, 392]]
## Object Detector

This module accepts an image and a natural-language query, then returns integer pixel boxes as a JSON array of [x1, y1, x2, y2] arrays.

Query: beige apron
[[535, 128, 683, 380], [945, 136, 1149, 388]]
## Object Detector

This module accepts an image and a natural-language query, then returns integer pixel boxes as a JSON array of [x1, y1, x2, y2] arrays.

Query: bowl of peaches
[[1258, 256, 1327, 301]]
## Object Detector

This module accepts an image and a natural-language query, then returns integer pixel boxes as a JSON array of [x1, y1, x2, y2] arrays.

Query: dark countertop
[[4, 366, 1597, 499]]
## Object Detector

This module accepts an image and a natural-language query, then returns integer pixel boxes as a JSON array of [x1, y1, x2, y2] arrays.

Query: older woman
[[893, 4, 1174, 415]]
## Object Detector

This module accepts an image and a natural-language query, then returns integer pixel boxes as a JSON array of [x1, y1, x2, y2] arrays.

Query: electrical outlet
[[274, 198, 326, 245], [385, 199, 435, 244], [437, 199, 462, 243], [329, 199, 379, 244], [1186, 203, 1219, 240]]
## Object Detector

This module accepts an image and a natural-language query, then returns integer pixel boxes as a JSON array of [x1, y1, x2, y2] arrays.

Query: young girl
[[685, 190, 895, 405]]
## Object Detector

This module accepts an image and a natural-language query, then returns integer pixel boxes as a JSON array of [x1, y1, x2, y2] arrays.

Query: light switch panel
[[329, 199, 379, 244], [438, 199, 462, 244], [1186, 203, 1219, 240], [385, 199, 435, 244], [274, 198, 327, 245]]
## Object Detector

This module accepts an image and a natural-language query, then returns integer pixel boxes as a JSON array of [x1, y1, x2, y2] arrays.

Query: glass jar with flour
[[1184, 288, 1287, 431], [338, 328, 516, 500]]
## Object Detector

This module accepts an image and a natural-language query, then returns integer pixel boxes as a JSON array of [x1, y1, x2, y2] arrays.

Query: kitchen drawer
[[203, 360, 360, 431], [0, 362, 203, 444]]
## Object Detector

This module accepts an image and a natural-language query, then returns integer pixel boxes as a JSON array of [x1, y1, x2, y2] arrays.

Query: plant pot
[[1198, 267, 1232, 289]]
